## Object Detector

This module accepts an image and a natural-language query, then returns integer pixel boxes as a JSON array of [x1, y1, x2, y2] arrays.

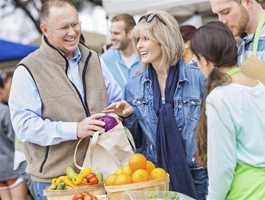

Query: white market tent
[[103, 0, 211, 17]]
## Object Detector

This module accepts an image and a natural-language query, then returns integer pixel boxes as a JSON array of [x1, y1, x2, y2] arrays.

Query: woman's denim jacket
[[124, 60, 205, 166]]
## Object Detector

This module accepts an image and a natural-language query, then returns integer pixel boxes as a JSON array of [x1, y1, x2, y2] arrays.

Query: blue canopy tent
[[0, 39, 38, 69]]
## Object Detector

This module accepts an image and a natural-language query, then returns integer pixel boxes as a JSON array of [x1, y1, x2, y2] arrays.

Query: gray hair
[[40, 0, 76, 23]]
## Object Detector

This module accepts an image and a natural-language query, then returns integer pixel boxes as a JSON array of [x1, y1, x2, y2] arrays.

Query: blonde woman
[[105, 10, 207, 199]]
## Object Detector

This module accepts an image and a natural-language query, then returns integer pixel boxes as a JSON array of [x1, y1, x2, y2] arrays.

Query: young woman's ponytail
[[190, 21, 238, 167], [196, 67, 229, 166]]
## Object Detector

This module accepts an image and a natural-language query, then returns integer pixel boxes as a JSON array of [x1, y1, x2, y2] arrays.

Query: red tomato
[[84, 192, 98, 199], [86, 173, 96, 180], [82, 192, 94, 200], [83, 194, 92, 200], [72, 193, 84, 200], [88, 176, 98, 185]]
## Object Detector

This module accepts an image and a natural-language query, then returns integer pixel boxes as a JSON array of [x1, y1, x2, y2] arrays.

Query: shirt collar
[[117, 49, 140, 67], [69, 48, 81, 63]]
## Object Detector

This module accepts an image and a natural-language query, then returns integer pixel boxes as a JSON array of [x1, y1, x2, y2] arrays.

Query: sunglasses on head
[[138, 13, 167, 26]]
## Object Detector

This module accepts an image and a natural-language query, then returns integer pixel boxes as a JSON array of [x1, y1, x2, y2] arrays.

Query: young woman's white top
[[206, 81, 265, 200]]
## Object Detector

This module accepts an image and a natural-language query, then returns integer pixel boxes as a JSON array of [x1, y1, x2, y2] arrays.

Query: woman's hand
[[103, 100, 134, 118]]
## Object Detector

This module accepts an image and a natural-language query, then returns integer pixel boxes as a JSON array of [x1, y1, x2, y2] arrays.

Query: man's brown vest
[[19, 38, 107, 181]]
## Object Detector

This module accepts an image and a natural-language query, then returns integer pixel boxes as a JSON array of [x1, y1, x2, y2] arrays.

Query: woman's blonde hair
[[133, 10, 184, 67]]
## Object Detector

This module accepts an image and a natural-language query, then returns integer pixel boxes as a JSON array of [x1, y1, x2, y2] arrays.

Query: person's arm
[[100, 58, 123, 104], [123, 86, 144, 148], [206, 97, 237, 200], [199, 70, 207, 98], [122, 86, 141, 128], [9, 66, 78, 146]]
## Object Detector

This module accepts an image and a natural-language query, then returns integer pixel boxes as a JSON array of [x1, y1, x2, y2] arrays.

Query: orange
[[145, 161, 155, 173], [129, 153, 147, 171], [115, 174, 132, 185], [122, 165, 132, 176], [114, 168, 123, 175], [105, 174, 117, 186], [150, 168, 167, 180], [132, 169, 149, 183]]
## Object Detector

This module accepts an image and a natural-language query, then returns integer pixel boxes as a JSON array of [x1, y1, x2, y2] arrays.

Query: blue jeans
[[32, 182, 50, 200], [190, 167, 208, 200]]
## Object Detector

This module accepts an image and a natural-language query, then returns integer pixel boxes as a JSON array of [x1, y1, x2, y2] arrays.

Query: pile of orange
[[105, 153, 167, 186]]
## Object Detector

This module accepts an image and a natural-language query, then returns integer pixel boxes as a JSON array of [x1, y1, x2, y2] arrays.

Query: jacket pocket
[[182, 98, 201, 121], [130, 97, 150, 116]]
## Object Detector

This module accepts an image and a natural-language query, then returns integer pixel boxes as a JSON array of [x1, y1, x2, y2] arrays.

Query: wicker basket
[[43, 184, 105, 200], [105, 174, 169, 200]]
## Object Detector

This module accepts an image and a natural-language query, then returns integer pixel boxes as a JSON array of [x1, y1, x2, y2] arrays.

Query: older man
[[210, 0, 265, 64], [9, 0, 121, 199]]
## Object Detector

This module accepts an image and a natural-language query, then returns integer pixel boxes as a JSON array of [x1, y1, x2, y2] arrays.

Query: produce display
[[49, 167, 103, 190], [105, 153, 167, 186], [72, 192, 98, 200], [96, 115, 118, 132]]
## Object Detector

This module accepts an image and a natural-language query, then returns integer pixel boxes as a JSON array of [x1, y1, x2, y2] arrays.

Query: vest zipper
[[64, 58, 90, 117], [39, 146, 49, 173], [82, 52, 92, 116]]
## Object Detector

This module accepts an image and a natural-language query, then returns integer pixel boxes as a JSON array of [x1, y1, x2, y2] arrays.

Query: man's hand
[[77, 113, 106, 139], [103, 100, 134, 118]]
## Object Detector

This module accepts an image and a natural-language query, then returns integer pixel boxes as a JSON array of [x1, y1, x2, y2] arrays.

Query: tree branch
[[13, 0, 41, 33]]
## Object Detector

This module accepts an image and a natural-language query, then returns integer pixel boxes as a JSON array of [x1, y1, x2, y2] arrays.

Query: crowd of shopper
[[2, 0, 265, 200]]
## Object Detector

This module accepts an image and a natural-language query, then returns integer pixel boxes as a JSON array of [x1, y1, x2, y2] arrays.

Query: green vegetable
[[49, 184, 57, 190], [66, 167, 78, 180], [96, 172, 103, 184], [56, 182, 66, 190]]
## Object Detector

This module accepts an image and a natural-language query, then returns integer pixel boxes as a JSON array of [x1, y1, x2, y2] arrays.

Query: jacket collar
[[40, 36, 89, 70], [142, 59, 189, 85], [40, 36, 68, 67]]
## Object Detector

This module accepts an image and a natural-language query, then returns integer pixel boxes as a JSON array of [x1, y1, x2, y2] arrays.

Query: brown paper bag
[[74, 123, 135, 177], [240, 55, 265, 84]]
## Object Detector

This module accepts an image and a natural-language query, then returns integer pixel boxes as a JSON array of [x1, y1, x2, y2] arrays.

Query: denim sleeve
[[123, 86, 144, 148], [199, 71, 207, 99], [122, 86, 139, 129], [100, 58, 123, 104]]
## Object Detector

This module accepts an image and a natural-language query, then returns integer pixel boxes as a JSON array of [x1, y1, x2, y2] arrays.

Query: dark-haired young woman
[[191, 21, 265, 200]]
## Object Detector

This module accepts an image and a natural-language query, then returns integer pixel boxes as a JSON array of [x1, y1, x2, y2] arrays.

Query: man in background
[[101, 14, 143, 90], [209, 0, 265, 64]]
